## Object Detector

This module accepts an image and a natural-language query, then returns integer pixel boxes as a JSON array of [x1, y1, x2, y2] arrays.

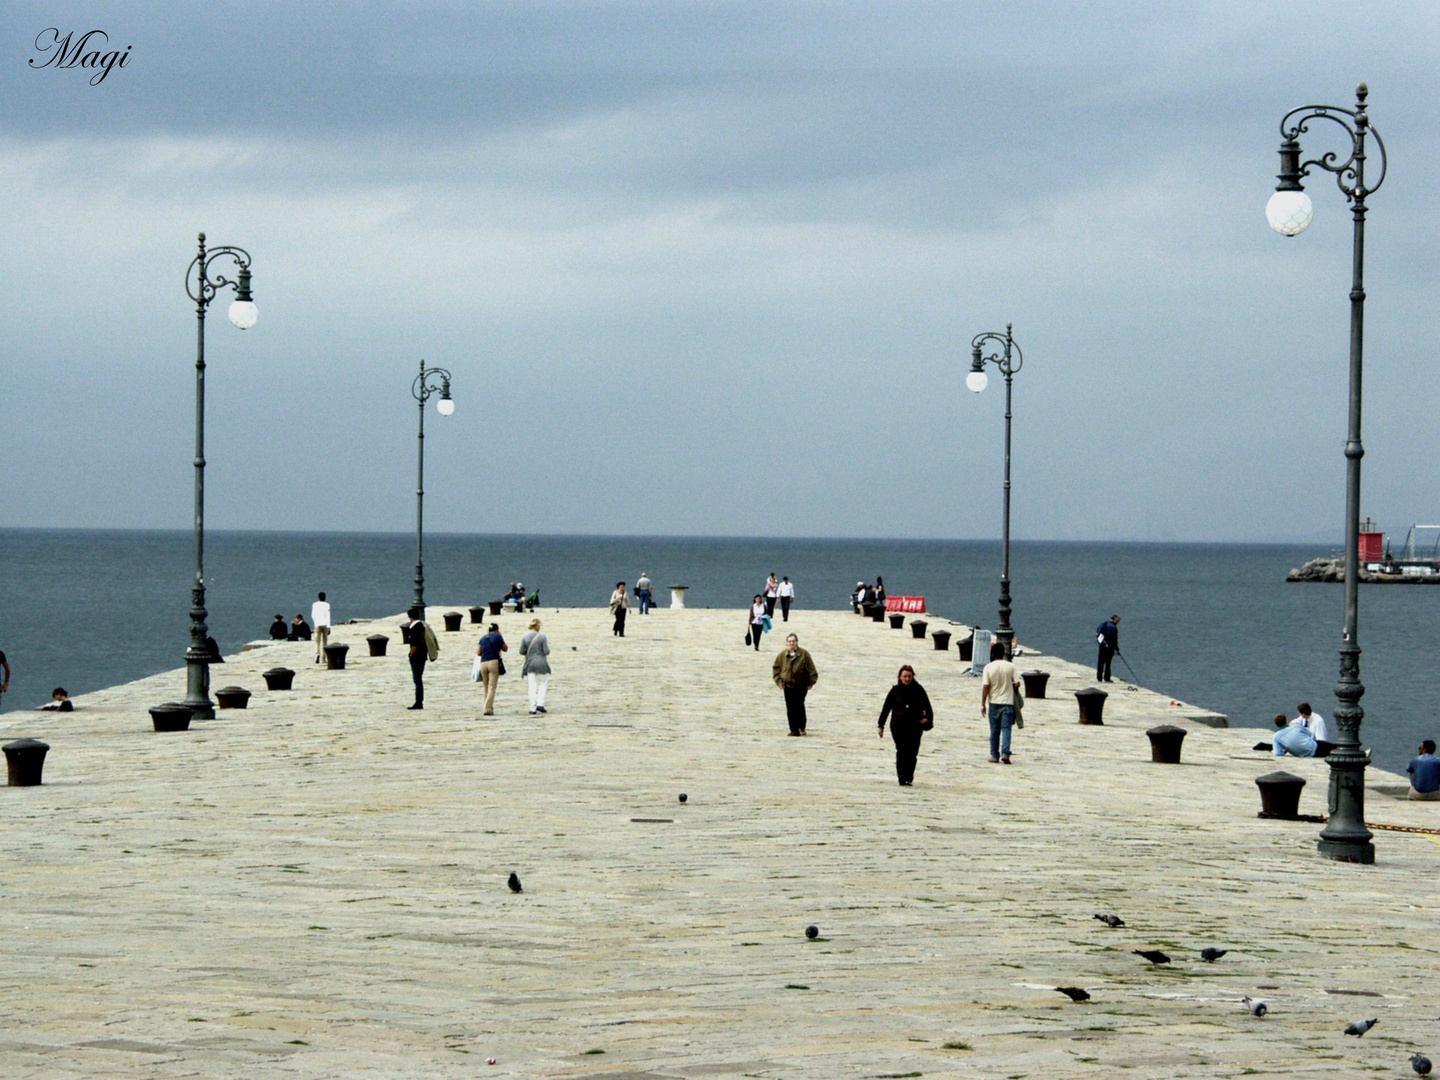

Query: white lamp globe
[[436, 397, 455, 416], [1266, 190, 1313, 236], [227, 299, 258, 329], [966, 370, 989, 393]]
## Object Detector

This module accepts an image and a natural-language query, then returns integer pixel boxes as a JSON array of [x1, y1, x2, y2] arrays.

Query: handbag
[[1013, 691, 1025, 729], [470, 656, 483, 682], [745, 629, 752, 646], [919, 716, 934, 731], [498, 657, 507, 677]]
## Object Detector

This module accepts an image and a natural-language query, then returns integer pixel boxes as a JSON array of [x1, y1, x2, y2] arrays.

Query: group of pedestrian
[[851, 578, 885, 607], [762, 573, 796, 621], [265, 596, 330, 646]]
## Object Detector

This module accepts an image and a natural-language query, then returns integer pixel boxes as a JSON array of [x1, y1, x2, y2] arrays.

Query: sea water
[[2, 529, 1436, 774]]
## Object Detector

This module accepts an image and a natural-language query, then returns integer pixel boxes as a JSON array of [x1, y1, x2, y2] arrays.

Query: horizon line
[[0, 525, 1344, 547]]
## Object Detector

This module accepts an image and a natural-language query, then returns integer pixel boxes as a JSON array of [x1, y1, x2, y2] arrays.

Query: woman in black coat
[[878, 664, 934, 786]]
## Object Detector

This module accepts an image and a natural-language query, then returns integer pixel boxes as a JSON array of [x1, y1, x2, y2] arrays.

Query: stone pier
[[0, 606, 1434, 1078]]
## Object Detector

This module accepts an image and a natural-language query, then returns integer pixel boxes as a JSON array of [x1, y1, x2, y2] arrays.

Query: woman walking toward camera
[[520, 618, 551, 715], [610, 581, 631, 637], [878, 664, 933, 786], [748, 594, 767, 651]]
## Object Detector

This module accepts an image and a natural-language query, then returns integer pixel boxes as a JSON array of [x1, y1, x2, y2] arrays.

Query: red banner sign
[[885, 596, 925, 613]]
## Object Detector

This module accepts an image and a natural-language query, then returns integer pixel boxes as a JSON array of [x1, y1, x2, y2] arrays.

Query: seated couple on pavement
[[502, 583, 538, 611], [1265, 703, 1334, 758]]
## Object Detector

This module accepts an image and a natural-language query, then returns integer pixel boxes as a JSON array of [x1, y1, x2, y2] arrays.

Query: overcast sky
[[2, 2, 1437, 541]]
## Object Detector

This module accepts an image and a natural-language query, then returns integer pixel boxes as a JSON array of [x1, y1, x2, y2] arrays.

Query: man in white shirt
[[311, 591, 332, 664], [1296, 702, 1329, 744], [777, 576, 796, 621], [980, 641, 1020, 764]]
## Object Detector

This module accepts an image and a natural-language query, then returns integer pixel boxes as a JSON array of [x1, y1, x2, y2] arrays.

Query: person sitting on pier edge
[[877, 664, 933, 785], [39, 687, 72, 712], [1295, 702, 1329, 742], [1272, 712, 1317, 757], [1096, 614, 1120, 683], [1408, 740, 1440, 801], [289, 614, 311, 641], [269, 614, 289, 640]]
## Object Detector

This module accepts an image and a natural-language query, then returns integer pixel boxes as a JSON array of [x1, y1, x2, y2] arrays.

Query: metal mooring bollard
[[4, 739, 50, 786]]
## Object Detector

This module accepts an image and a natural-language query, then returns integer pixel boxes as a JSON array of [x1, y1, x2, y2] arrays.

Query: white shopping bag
[[470, 656, 483, 682]]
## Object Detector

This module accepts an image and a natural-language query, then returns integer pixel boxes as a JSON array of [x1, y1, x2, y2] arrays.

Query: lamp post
[[1266, 83, 1386, 864], [411, 361, 454, 613], [182, 233, 257, 720], [967, 323, 1023, 661]]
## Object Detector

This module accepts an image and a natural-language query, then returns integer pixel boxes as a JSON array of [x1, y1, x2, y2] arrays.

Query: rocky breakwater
[[1287, 557, 1440, 583]]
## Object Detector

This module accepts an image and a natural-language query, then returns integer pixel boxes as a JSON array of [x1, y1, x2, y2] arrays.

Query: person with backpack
[[406, 606, 438, 710]]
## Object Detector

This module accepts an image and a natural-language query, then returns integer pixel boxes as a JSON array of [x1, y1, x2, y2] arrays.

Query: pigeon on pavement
[[1133, 949, 1171, 964], [1242, 996, 1267, 1017], [1411, 1054, 1432, 1076], [507, 872, 523, 893], [1093, 914, 1125, 928], [1055, 987, 1091, 1002], [1344, 1018, 1378, 1037], [1200, 948, 1227, 962]]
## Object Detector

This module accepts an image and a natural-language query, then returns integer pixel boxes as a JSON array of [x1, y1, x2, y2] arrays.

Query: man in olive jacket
[[772, 632, 819, 736]]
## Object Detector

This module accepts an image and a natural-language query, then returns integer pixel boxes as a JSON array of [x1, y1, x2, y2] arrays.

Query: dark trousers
[[764, 596, 777, 616], [783, 684, 809, 734], [1097, 644, 1114, 682], [780, 597, 791, 621], [751, 622, 763, 650], [891, 722, 923, 784], [410, 653, 426, 706], [614, 609, 627, 636]]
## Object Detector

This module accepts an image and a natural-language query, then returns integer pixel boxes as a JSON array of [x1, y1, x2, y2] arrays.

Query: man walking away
[[406, 606, 437, 710], [636, 572, 653, 615], [1096, 614, 1120, 683], [477, 623, 507, 716], [312, 592, 332, 664], [981, 641, 1020, 763], [778, 576, 795, 621], [772, 632, 818, 736]]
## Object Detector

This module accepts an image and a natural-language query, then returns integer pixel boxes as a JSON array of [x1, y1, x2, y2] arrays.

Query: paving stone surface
[[0, 605, 1435, 1079]]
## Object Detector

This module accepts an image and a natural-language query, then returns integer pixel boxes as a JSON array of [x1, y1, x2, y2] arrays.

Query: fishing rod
[[1114, 648, 1137, 680]]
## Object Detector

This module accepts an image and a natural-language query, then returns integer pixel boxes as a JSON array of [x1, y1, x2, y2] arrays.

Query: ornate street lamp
[[182, 233, 257, 720], [1267, 83, 1387, 864], [411, 361, 454, 613], [967, 323, 1023, 661]]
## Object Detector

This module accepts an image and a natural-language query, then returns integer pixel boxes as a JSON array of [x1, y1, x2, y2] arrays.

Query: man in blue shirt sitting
[[1272, 712, 1317, 758], [1408, 740, 1440, 801]]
